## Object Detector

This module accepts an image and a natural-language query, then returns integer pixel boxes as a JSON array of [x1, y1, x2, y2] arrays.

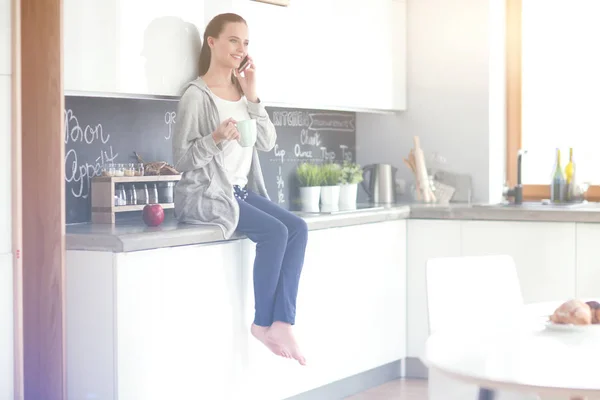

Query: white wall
[[356, 0, 506, 203], [0, 0, 13, 397]]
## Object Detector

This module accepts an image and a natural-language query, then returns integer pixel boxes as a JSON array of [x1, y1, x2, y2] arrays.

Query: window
[[507, 0, 600, 199]]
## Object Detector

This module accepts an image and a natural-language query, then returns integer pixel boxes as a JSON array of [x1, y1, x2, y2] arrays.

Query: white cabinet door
[[406, 219, 462, 359], [243, 220, 406, 400], [323, 0, 396, 110], [237, 0, 404, 111], [116, 241, 244, 400], [235, 0, 300, 105], [64, 0, 204, 95], [575, 223, 600, 299], [461, 221, 576, 303], [392, 0, 407, 110]]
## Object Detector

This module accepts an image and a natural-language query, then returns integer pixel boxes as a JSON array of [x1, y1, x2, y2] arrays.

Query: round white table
[[424, 303, 600, 399]]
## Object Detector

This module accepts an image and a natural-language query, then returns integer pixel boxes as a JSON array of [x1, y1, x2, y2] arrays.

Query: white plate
[[544, 321, 600, 332]]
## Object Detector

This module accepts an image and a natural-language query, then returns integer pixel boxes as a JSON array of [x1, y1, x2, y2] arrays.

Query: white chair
[[425, 255, 539, 400]]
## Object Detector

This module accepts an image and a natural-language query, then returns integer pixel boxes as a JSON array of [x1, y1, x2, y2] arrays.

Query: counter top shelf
[[92, 175, 181, 183], [91, 175, 180, 224], [95, 203, 175, 213]]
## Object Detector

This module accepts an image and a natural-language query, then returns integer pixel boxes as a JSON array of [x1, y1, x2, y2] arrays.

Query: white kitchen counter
[[66, 218, 408, 400], [65, 201, 600, 253], [409, 201, 600, 223], [66, 205, 410, 252], [65, 202, 600, 398]]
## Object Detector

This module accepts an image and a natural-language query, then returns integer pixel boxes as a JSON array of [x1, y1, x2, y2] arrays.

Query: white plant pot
[[320, 185, 341, 206], [299, 186, 321, 212], [339, 183, 358, 208]]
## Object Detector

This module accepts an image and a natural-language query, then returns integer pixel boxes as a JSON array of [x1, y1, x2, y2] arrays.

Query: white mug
[[236, 119, 257, 147]]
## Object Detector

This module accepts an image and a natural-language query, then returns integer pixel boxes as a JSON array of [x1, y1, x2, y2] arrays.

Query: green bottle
[[551, 148, 565, 202]]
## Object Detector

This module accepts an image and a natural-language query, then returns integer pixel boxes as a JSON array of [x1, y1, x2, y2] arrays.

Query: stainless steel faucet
[[502, 149, 526, 204]]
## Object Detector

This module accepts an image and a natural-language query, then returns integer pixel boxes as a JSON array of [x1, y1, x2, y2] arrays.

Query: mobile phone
[[238, 55, 249, 72]]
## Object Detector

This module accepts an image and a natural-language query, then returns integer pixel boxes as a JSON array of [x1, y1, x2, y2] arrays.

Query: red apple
[[142, 204, 164, 227]]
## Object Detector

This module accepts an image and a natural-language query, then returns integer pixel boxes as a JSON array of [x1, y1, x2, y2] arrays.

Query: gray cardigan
[[172, 78, 277, 239]]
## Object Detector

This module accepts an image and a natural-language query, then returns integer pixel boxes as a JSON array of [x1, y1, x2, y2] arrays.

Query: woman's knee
[[266, 219, 288, 243], [289, 215, 308, 240]]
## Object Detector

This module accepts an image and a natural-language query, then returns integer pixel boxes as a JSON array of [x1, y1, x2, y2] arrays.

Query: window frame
[[505, 0, 600, 200]]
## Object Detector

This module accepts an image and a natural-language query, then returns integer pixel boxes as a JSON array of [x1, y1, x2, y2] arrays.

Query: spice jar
[[157, 182, 174, 203], [102, 163, 115, 177], [136, 183, 149, 205], [114, 163, 125, 177], [126, 184, 137, 206], [148, 183, 159, 204], [135, 163, 145, 176], [124, 163, 136, 177], [115, 184, 126, 206]]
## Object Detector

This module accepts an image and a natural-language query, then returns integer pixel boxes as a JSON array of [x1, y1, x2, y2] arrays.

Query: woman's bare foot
[[266, 321, 306, 366], [250, 324, 292, 359]]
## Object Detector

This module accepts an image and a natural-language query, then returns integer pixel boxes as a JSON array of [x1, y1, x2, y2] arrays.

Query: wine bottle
[[551, 148, 565, 202], [564, 147, 575, 201]]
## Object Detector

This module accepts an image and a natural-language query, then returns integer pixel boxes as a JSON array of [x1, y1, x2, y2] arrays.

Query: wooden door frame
[[17, 0, 66, 399], [11, 1, 23, 399]]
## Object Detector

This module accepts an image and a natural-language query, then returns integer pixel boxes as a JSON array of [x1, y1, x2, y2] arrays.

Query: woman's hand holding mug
[[212, 117, 239, 144]]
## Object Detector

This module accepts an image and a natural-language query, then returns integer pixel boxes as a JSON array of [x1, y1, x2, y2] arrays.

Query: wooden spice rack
[[91, 175, 181, 223]]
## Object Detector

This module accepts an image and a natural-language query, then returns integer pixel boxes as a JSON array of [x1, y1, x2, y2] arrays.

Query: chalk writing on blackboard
[[274, 144, 286, 204], [271, 112, 355, 163], [260, 107, 356, 208], [64, 109, 118, 199], [64, 95, 178, 224], [164, 111, 177, 140], [308, 113, 355, 132]]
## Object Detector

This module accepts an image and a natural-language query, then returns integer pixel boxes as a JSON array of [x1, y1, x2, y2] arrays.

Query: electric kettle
[[361, 163, 397, 204]]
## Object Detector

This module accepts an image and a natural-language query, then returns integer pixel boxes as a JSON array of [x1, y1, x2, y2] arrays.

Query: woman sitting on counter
[[172, 13, 308, 366]]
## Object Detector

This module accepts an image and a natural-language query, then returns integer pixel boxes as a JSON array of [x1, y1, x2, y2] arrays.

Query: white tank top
[[209, 94, 254, 188]]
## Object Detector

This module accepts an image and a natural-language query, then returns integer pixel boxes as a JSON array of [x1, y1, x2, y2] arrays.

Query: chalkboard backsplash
[[64, 94, 356, 224]]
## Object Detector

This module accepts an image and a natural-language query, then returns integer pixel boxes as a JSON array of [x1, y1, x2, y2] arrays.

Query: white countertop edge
[[66, 206, 411, 253]]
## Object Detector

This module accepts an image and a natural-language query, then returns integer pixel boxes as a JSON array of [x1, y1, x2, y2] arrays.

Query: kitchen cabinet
[[575, 223, 600, 299], [63, 0, 407, 111], [0, 253, 13, 400], [460, 221, 576, 303], [406, 219, 461, 359], [391, 0, 407, 110], [67, 242, 245, 400], [235, 0, 300, 106], [66, 219, 407, 400], [242, 220, 407, 400], [327, 0, 401, 110], [238, 0, 406, 111], [63, 0, 204, 95], [115, 242, 244, 400]]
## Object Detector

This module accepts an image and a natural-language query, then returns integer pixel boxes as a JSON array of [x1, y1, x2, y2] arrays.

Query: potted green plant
[[296, 162, 323, 211], [339, 161, 363, 208], [319, 163, 343, 207]]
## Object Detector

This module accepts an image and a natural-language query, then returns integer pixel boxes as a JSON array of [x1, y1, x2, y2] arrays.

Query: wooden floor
[[345, 379, 428, 400]]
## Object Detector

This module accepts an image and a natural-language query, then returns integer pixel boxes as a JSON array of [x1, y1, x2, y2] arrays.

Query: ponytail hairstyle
[[198, 13, 247, 93]]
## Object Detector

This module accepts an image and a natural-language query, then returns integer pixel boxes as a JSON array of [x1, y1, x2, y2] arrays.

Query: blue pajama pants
[[234, 186, 308, 326]]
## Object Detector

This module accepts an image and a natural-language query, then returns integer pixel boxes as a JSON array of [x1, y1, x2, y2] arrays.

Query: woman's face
[[209, 22, 249, 70]]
